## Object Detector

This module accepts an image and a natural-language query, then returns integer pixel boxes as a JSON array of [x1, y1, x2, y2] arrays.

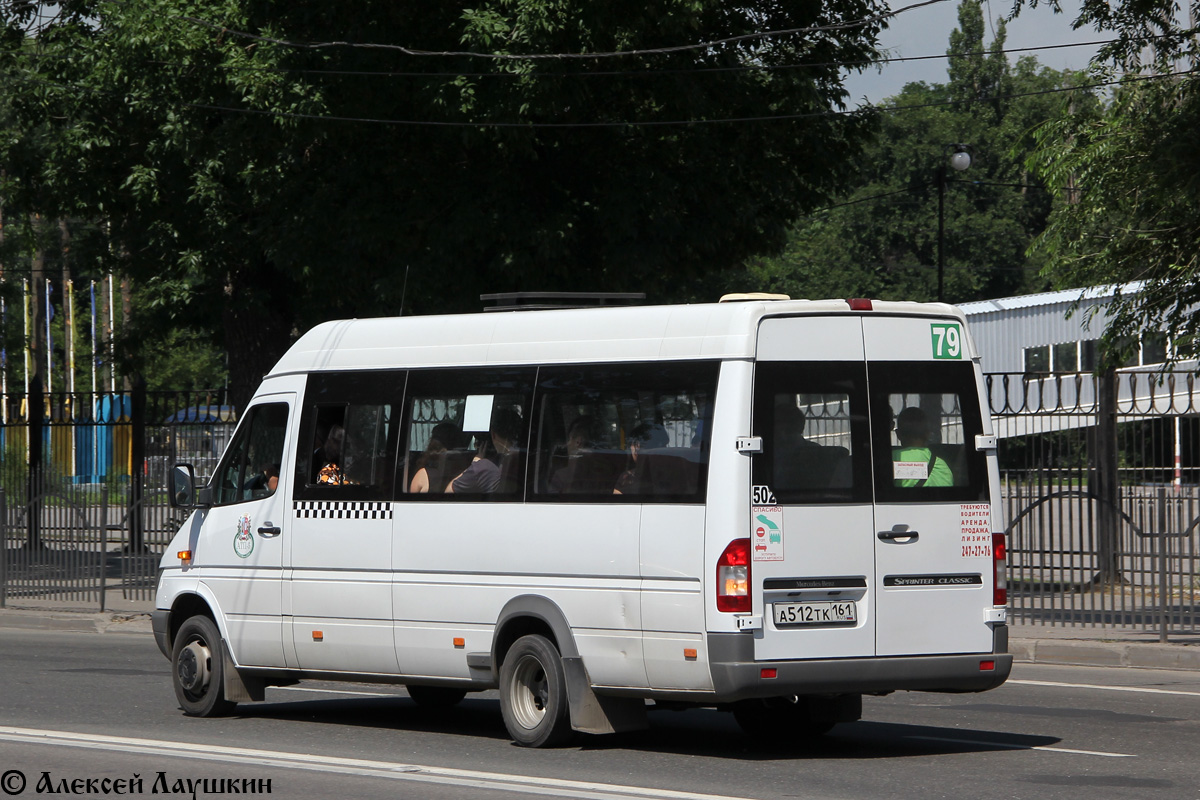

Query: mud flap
[[221, 641, 265, 703], [561, 656, 647, 734]]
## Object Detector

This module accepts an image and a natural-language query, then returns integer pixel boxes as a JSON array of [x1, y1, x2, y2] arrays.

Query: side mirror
[[169, 464, 205, 509]]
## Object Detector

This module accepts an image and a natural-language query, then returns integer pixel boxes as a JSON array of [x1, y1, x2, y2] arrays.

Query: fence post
[[128, 377, 147, 552], [1157, 487, 1170, 642], [1, 487, 6, 607], [1093, 368, 1123, 587], [27, 375, 44, 550]]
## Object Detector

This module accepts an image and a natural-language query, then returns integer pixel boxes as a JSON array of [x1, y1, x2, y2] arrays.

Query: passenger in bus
[[774, 403, 825, 489], [892, 406, 954, 487], [549, 416, 600, 493], [244, 462, 279, 497], [446, 408, 523, 494], [316, 425, 353, 485], [409, 422, 463, 493], [613, 422, 669, 494]]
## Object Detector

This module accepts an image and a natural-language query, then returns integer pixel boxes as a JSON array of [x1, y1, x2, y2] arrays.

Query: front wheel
[[172, 615, 237, 717], [499, 634, 574, 747]]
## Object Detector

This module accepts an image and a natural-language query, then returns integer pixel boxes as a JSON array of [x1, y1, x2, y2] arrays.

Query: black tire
[[498, 634, 574, 747], [406, 685, 468, 708], [732, 697, 836, 740], [171, 615, 237, 717]]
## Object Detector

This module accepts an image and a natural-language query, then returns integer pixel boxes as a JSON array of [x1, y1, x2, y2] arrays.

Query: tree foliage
[[1017, 0, 1200, 367], [0, 0, 889, 402], [717, 0, 1096, 306]]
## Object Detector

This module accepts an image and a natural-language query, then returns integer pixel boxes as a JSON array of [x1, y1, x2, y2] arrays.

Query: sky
[[843, 0, 1105, 104]]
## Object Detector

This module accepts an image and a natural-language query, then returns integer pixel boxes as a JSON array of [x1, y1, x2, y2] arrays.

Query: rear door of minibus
[[864, 314, 996, 656], [751, 316, 876, 661]]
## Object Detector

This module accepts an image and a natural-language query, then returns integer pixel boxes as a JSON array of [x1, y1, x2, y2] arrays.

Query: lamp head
[[949, 147, 972, 171]]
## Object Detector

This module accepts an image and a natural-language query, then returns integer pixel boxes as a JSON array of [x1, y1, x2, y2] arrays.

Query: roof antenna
[[399, 264, 410, 316]]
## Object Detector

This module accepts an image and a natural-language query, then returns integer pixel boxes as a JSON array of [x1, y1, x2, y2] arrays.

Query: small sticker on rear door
[[960, 503, 991, 557], [752, 506, 784, 561]]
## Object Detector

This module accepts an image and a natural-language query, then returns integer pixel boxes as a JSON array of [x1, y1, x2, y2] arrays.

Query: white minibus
[[157, 295, 1011, 747]]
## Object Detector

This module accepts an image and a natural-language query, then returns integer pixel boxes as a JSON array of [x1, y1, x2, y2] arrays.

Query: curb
[[1010, 637, 1200, 671], [0, 609, 153, 635]]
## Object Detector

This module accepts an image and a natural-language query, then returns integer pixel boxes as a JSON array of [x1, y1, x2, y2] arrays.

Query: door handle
[[257, 524, 282, 537], [878, 526, 919, 542]]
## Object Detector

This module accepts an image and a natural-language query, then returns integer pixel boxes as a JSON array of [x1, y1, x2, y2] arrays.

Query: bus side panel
[[392, 503, 649, 689], [640, 505, 708, 691], [289, 513, 397, 674], [702, 359, 755, 640]]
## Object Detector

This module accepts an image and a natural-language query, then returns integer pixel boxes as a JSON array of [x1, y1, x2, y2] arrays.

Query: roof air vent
[[718, 292, 791, 303]]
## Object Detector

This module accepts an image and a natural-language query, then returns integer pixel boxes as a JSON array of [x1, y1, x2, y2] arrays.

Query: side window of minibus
[[305, 403, 393, 488], [213, 403, 289, 506], [869, 361, 988, 502], [292, 371, 403, 501], [531, 362, 719, 502], [751, 362, 871, 505], [401, 367, 535, 499]]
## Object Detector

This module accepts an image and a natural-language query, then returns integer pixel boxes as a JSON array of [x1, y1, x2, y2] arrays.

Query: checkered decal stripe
[[293, 501, 393, 520]]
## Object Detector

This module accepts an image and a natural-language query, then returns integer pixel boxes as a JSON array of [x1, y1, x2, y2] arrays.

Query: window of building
[[1053, 342, 1079, 372], [1024, 345, 1049, 374]]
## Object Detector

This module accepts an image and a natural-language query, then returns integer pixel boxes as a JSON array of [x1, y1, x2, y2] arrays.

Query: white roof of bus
[[267, 298, 964, 375]]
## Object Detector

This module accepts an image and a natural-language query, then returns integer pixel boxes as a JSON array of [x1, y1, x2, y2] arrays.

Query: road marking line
[[909, 735, 1134, 758], [0, 727, 752, 800], [1009, 679, 1200, 698]]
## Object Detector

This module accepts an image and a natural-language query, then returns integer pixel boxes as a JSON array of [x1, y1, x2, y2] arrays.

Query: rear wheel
[[172, 615, 237, 717], [405, 685, 468, 708], [499, 634, 574, 748]]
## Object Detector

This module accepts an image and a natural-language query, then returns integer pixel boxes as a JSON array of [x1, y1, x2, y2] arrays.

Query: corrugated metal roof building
[[958, 284, 1146, 374]]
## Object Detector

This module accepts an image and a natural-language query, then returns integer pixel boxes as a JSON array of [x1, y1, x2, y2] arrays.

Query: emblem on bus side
[[233, 515, 254, 558]]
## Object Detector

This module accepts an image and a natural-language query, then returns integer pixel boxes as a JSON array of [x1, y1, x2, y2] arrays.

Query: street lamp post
[[937, 144, 972, 303]]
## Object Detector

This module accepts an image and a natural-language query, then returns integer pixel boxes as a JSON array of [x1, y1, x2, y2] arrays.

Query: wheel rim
[[177, 639, 212, 699], [508, 653, 551, 730]]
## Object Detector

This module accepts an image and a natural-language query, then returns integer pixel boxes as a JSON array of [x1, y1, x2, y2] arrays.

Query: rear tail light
[[717, 539, 751, 613], [847, 298, 873, 311], [993, 532, 1007, 607]]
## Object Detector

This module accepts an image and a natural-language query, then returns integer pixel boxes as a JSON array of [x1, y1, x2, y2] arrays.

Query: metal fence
[[0, 386, 237, 610], [2, 371, 1199, 639], [989, 370, 1200, 638]]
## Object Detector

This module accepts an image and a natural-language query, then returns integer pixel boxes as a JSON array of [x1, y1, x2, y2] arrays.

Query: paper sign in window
[[462, 394, 495, 433], [893, 461, 928, 480]]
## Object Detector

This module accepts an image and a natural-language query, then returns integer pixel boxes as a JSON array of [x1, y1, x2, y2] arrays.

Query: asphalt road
[[1, 629, 1198, 800]]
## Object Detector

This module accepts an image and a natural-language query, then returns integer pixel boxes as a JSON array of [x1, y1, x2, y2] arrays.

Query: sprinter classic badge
[[233, 515, 254, 558]]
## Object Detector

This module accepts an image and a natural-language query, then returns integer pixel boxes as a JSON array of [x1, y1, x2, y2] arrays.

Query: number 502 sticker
[[931, 323, 963, 360]]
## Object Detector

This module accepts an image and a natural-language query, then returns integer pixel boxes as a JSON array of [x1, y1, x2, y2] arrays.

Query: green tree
[[0, 0, 889, 405], [719, 0, 1094, 306], [1016, 0, 1200, 367], [1028, 77, 1200, 365]]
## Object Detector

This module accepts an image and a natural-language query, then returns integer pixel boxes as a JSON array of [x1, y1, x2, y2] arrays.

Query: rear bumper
[[707, 632, 1012, 701]]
